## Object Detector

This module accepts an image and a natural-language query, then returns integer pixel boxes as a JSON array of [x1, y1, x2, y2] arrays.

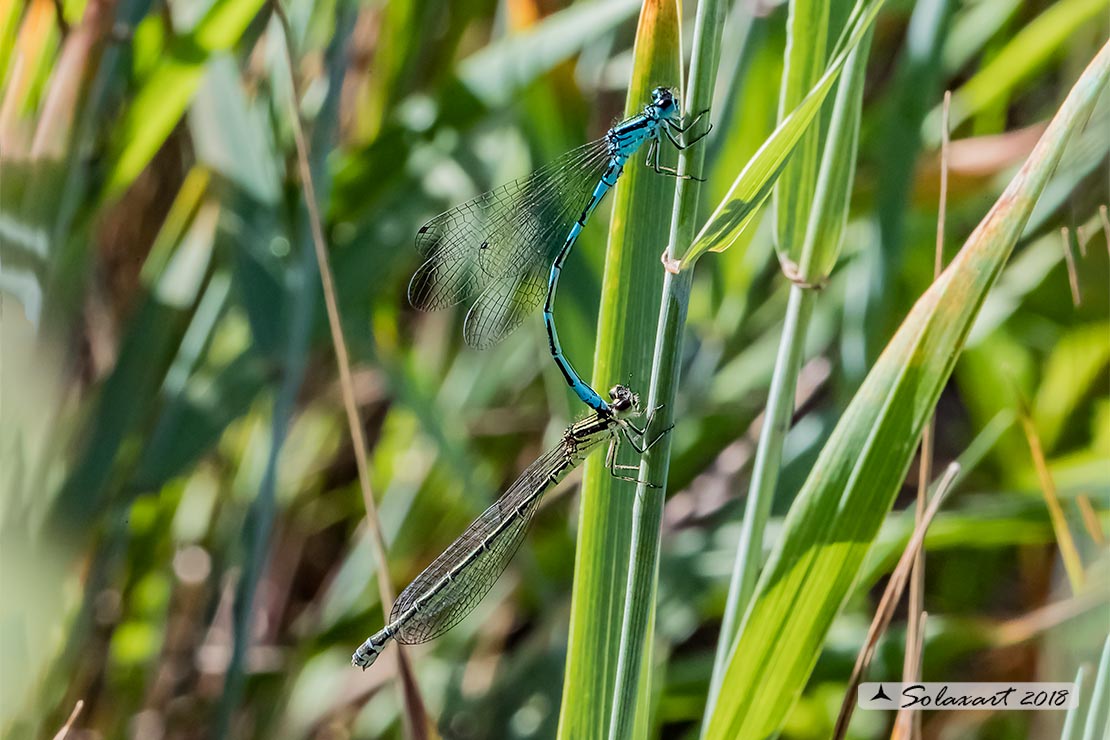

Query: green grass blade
[[1033, 323, 1110, 451], [704, 40, 1110, 740], [877, 0, 954, 256], [1082, 635, 1110, 740], [0, 0, 24, 84], [46, 200, 218, 534], [103, 0, 268, 198], [772, 0, 829, 266], [556, 2, 681, 737], [681, 0, 885, 267], [942, 0, 1021, 74], [1061, 664, 1093, 740], [928, 0, 1110, 138], [797, 26, 869, 281], [459, 0, 642, 108]]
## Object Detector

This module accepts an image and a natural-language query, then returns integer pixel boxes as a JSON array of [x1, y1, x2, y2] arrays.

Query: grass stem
[[269, 2, 429, 732], [704, 282, 815, 717], [606, 0, 727, 735]]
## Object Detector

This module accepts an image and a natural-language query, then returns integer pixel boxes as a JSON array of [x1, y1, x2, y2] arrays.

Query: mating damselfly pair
[[352, 88, 708, 667]]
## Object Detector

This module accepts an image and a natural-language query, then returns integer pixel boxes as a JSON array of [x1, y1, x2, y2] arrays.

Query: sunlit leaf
[[706, 41, 1110, 740]]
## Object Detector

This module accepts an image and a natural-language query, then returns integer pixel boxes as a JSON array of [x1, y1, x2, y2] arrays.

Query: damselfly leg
[[647, 140, 706, 181], [650, 108, 713, 181], [668, 108, 712, 135], [603, 406, 673, 487], [604, 437, 659, 487]]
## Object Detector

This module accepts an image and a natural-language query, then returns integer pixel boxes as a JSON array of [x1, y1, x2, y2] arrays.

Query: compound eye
[[608, 384, 634, 411]]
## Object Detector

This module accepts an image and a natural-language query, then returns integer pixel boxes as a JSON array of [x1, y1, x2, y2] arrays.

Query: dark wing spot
[[418, 225, 430, 234], [479, 240, 489, 250]]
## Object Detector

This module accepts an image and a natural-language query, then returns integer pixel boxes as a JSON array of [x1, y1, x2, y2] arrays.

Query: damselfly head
[[608, 384, 640, 415], [650, 87, 678, 118]]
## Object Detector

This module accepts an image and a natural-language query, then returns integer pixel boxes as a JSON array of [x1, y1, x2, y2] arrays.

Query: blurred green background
[[1, 0, 1108, 738]]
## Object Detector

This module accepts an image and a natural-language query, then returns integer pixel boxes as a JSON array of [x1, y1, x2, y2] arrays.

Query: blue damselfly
[[408, 87, 710, 413]]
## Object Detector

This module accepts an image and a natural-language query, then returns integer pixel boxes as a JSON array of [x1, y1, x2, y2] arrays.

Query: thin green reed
[[606, 0, 729, 736]]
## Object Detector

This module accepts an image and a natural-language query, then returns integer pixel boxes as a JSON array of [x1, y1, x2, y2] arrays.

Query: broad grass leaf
[[558, 1, 681, 737], [705, 40, 1110, 740]]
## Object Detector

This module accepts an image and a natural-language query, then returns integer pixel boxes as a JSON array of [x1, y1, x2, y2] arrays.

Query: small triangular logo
[[870, 684, 892, 701]]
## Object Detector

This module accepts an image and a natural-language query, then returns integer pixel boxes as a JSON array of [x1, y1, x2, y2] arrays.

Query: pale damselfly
[[408, 87, 710, 414], [352, 384, 666, 668]]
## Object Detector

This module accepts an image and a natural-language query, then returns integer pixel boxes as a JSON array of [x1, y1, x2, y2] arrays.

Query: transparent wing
[[389, 444, 570, 644], [462, 268, 548, 350], [408, 139, 612, 348]]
